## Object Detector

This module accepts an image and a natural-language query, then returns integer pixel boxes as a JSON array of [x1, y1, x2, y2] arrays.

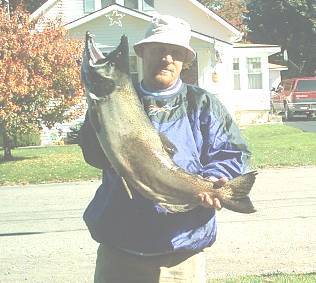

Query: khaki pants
[[94, 243, 207, 283]]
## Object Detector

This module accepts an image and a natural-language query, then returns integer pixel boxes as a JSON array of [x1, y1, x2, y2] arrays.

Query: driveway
[[0, 167, 315, 282], [284, 118, 316, 133]]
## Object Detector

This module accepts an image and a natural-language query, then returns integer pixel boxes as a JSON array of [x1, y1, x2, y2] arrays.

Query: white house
[[32, 0, 242, 106], [231, 43, 285, 124], [32, 0, 282, 143]]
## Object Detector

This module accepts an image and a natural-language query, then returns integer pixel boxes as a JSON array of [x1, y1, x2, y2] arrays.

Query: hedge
[[0, 130, 41, 147]]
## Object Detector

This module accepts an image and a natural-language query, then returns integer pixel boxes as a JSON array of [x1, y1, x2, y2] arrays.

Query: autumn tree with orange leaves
[[199, 0, 248, 37], [0, 6, 84, 160]]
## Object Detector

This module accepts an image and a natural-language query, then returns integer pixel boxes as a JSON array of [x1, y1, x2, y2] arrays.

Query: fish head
[[81, 32, 130, 99]]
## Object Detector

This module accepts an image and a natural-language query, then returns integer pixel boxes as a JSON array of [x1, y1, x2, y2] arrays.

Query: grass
[[209, 272, 316, 282], [0, 145, 102, 185], [0, 124, 316, 185], [242, 124, 316, 169]]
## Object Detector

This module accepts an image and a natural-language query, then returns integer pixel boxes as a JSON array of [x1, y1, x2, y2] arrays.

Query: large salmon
[[81, 32, 257, 214]]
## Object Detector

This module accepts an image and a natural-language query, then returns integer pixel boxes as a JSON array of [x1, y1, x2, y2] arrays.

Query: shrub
[[0, 130, 41, 148]]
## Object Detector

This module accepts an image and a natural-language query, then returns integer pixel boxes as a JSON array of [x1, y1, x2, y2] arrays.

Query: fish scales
[[81, 32, 257, 214]]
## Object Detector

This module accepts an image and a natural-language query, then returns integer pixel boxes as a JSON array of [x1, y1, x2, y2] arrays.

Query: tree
[[246, 0, 316, 76], [1, 0, 47, 14], [0, 6, 84, 160], [287, 0, 316, 27], [199, 0, 249, 37]]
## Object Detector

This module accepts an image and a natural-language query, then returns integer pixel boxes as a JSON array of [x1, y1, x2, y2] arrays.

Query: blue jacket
[[82, 83, 251, 254]]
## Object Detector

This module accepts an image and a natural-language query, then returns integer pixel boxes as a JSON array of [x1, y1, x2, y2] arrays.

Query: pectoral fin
[[121, 177, 133, 199]]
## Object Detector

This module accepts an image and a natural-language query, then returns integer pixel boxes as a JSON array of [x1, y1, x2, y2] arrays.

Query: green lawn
[[0, 145, 102, 185], [0, 124, 316, 185], [209, 272, 316, 282], [242, 124, 316, 168]]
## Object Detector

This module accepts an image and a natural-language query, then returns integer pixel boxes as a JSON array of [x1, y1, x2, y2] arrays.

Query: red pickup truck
[[270, 76, 316, 120]]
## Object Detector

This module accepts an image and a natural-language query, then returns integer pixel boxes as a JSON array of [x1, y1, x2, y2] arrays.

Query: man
[[81, 15, 251, 283]]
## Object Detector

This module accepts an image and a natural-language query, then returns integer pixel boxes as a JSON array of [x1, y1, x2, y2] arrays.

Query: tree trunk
[[3, 132, 13, 161]]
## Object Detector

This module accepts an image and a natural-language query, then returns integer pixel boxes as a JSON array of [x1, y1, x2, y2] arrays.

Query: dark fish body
[[81, 32, 257, 214]]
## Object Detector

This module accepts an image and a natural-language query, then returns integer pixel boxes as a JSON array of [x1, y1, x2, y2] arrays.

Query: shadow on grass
[[0, 156, 38, 163]]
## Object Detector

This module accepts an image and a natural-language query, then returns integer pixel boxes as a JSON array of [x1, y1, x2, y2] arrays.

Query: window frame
[[124, 0, 138, 9], [124, 0, 154, 10], [84, 0, 95, 13], [101, 0, 115, 8], [247, 57, 263, 90], [142, 0, 154, 11], [233, 58, 241, 90]]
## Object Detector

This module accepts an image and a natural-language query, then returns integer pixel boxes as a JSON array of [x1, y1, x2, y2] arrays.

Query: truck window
[[295, 80, 316, 91]]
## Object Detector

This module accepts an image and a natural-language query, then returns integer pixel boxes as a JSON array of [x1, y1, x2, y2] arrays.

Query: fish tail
[[217, 171, 257, 214]]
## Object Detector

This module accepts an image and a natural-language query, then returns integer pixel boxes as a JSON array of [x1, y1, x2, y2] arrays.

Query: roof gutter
[[30, 0, 59, 22]]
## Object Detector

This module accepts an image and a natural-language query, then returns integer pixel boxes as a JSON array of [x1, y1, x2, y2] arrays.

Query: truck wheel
[[307, 113, 314, 120], [284, 104, 293, 121]]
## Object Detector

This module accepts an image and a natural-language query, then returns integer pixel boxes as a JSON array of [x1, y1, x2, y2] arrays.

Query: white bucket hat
[[134, 15, 196, 63]]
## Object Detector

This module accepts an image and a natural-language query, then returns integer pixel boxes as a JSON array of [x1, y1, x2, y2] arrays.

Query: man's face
[[141, 43, 187, 91]]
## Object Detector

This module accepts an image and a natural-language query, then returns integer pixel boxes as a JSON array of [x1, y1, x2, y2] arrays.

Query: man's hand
[[197, 176, 228, 210]]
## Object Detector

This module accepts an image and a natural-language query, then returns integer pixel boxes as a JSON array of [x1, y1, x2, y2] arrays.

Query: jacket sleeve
[[78, 112, 112, 170], [199, 94, 251, 180]]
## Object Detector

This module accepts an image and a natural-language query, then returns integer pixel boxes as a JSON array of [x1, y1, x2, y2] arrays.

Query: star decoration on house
[[105, 10, 125, 27]]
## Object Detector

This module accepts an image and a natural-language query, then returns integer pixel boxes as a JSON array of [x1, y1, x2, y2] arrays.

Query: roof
[[233, 42, 281, 56], [269, 63, 288, 71], [30, 0, 60, 21], [234, 43, 280, 48], [187, 0, 241, 39], [31, 0, 242, 41], [283, 76, 316, 81], [66, 4, 232, 45], [65, 4, 151, 28]]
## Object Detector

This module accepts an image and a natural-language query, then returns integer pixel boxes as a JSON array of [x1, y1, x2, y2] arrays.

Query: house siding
[[35, 0, 63, 30], [232, 55, 271, 111], [62, 0, 86, 23], [154, 0, 234, 43], [69, 14, 149, 52], [37, 1, 237, 44], [35, 0, 84, 29], [232, 46, 280, 111]]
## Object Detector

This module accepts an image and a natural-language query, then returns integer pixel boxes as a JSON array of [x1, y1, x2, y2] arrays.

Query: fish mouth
[[81, 32, 130, 98], [85, 32, 130, 73]]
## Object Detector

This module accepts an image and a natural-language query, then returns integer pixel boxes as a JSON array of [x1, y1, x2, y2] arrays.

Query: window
[[101, 0, 115, 8], [295, 80, 316, 91], [124, 0, 154, 11], [142, 0, 154, 10], [84, 0, 95, 13], [129, 56, 139, 83], [247, 57, 262, 89], [233, 58, 240, 90], [124, 0, 138, 9]]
